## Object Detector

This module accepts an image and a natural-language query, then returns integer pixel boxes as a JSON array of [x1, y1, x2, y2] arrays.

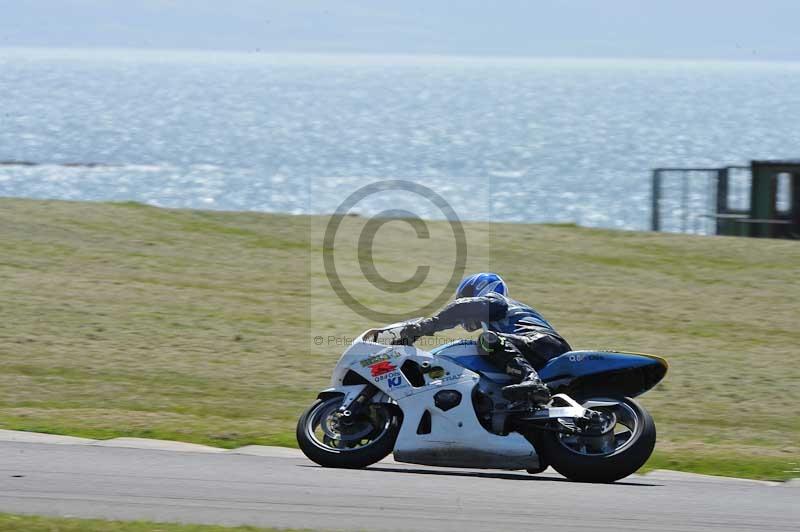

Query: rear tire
[[296, 396, 400, 469], [537, 397, 656, 483]]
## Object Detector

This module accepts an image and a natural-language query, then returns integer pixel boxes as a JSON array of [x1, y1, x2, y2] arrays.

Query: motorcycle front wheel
[[296, 395, 401, 468], [537, 396, 656, 483]]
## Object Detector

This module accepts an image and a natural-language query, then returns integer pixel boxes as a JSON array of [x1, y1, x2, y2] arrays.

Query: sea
[[2, 47, 800, 231]]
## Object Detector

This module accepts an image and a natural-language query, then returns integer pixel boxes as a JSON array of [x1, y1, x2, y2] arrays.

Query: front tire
[[296, 396, 400, 468], [537, 397, 656, 483]]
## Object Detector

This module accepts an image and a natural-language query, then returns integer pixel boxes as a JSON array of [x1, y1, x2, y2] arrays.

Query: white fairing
[[323, 330, 540, 470]]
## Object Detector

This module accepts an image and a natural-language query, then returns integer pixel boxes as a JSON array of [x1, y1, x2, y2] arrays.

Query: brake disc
[[323, 409, 381, 443]]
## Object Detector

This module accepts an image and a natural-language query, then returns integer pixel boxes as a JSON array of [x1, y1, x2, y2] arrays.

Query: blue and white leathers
[[416, 291, 557, 337]]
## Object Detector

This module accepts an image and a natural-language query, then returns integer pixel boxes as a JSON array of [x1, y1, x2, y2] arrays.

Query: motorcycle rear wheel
[[537, 396, 656, 483], [296, 396, 400, 468]]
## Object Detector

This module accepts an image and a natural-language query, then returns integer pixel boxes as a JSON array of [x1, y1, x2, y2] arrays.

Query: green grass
[[642, 451, 799, 481], [0, 513, 310, 532], [0, 197, 798, 480]]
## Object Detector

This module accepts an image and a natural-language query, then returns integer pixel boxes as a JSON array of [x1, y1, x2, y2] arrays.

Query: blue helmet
[[455, 273, 508, 299]]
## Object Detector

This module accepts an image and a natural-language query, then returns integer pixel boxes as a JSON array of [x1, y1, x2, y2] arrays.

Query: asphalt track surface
[[0, 435, 797, 532]]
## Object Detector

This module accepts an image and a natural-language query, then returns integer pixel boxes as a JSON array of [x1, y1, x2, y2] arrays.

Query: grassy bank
[[0, 514, 307, 532], [0, 198, 798, 480]]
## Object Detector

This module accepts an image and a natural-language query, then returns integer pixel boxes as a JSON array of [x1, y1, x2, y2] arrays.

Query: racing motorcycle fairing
[[391, 371, 540, 470], [320, 337, 541, 470]]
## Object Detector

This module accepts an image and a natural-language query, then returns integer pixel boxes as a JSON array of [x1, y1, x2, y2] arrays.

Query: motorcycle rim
[[556, 401, 641, 457], [304, 396, 393, 453]]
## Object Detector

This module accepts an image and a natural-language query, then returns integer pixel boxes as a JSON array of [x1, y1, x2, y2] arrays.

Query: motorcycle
[[297, 319, 668, 483]]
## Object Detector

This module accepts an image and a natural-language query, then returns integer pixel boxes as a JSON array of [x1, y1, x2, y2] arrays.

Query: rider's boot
[[501, 357, 551, 406]]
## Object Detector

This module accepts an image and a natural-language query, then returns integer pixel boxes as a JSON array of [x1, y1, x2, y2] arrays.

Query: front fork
[[336, 384, 380, 422]]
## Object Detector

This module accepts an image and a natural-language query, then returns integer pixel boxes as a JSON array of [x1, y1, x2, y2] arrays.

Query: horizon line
[[2, 45, 799, 68]]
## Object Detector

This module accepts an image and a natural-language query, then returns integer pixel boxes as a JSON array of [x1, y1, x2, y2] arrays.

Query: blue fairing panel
[[451, 354, 506, 375], [538, 350, 668, 382], [432, 340, 510, 380], [433, 343, 668, 394]]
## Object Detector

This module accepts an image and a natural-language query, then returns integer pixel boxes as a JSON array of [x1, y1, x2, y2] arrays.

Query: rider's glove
[[393, 317, 440, 345], [393, 323, 423, 345]]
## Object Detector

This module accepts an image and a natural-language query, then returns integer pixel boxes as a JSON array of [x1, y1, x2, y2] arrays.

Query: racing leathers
[[398, 292, 571, 404]]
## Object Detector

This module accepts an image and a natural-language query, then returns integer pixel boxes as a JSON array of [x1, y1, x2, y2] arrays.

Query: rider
[[397, 273, 571, 406]]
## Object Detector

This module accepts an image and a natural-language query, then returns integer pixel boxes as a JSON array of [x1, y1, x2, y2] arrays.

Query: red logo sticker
[[370, 361, 397, 377]]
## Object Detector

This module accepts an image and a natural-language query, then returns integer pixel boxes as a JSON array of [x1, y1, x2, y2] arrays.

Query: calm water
[[2, 48, 800, 230]]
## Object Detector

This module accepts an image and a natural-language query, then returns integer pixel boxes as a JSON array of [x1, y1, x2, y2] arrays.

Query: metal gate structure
[[650, 166, 751, 235]]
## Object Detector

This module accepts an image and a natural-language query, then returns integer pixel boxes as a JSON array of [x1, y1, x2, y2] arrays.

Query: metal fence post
[[651, 169, 661, 232], [715, 168, 728, 236], [681, 171, 689, 233]]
